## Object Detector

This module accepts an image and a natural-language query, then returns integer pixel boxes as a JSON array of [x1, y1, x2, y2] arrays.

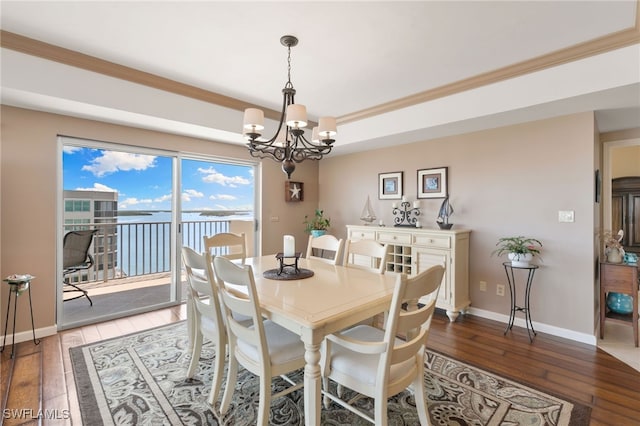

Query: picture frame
[[378, 172, 403, 200], [285, 181, 303, 202], [417, 167, 448, 199]]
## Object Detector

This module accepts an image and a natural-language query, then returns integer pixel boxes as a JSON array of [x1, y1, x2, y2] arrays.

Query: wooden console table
[[599, 262, 638, 347]]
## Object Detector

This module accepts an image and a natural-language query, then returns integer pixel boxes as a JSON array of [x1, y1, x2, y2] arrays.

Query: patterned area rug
[[70, 321, 590, 425]]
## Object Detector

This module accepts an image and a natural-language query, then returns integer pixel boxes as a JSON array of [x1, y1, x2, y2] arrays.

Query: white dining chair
[[305, 234, 344, 265], [321, 264, 445, 426], [181, 246, 227, 406], [343, 239, 392, 329], [187, 232, 247, 361], [213, 256, 306, 426], [203, 232, 247, 263], [343, 239, 390, 274]]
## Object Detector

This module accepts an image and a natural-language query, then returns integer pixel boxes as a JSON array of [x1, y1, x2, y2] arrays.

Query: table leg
[[504, 266, 516, 334], [303, 341, 322, 426], [1, 290, 14, 354], [524, 269, 537, 341], [26, 286, 41, 346], [10, 291, 18, 358]]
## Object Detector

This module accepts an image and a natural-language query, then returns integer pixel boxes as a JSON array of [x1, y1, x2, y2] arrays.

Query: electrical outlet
[[479, 281, 487, 292], [558, 210, 575, 223], [270, 216, 280, 222], [496, 284, 505, 297]]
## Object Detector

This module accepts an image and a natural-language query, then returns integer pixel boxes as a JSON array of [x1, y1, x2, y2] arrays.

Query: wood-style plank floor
[[2, 306, 639, 425]]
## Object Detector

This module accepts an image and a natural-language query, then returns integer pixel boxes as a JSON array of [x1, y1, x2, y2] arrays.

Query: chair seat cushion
[[237, 320, 305, 365], [328, 325, 415, 387]]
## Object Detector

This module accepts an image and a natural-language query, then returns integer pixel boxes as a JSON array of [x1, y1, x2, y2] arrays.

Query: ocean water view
[[114, 210, 253, 277]]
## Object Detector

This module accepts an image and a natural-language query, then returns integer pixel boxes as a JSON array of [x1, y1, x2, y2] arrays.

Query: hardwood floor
[[2, 306, 639, 425]]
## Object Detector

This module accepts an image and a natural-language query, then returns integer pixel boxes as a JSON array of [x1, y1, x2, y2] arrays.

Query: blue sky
[[63, 146, 254, 211]]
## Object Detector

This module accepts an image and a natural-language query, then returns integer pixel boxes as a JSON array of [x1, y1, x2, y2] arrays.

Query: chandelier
[[243, 35, 337, 179]]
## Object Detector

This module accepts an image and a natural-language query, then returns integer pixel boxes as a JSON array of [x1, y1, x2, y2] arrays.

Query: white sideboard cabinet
[[346, 225, 471, 322]]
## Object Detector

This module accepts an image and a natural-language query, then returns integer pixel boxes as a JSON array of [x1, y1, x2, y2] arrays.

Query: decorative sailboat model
[[360, 196, 377, 225], [436, 196, 454, 229]]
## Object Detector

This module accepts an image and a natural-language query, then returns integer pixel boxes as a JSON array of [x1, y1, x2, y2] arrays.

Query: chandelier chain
[[287, 44, 292, 84]]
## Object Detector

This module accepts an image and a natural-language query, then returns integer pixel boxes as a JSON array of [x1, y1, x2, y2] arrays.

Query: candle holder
[[275, 252, 302, 275], [393, 201, 421, 227]]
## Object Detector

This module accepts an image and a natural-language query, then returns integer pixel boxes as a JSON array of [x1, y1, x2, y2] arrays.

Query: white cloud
[[119, 197, 153, 209], [182, 189, 204, 202], [82, 151, 156, 177], [209, 194, 237, 201], [154, 194, 172, 203], [63, 146, 82, 154], [198, 167, 250, 187], [74, 183, 118, 192]]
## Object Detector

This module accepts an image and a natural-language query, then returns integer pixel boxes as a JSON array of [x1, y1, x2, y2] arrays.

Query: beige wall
[[320, 112, 598, 336], [0, 105, 616, 340], [0, 105, 319, 335], [611, 145, 640, 178]]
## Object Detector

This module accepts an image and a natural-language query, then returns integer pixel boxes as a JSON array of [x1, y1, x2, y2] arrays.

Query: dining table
[[242, 255, 399, 426]]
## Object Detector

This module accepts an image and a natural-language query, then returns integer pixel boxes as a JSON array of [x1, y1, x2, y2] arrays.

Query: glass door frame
[[57, 136, 259, 329]]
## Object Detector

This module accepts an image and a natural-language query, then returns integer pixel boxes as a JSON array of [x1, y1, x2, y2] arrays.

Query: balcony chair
[[181, 246, 229, 405], [321, 264, 445, 426], [62, 229, 97, 306], [213, 256, 306, 426], [305, 234, 344, 265]]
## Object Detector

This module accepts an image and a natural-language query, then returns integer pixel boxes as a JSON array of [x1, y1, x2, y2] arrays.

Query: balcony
[[61, 218, 254, 328]]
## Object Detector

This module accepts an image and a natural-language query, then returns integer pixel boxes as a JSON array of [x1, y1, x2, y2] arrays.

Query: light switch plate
[[558, 210, 575, 223]]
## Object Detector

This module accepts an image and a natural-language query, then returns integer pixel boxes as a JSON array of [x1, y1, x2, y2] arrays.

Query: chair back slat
[[306, 234, 344, 265], [204, 232, 247, 263], [343, 239, 390, 274]]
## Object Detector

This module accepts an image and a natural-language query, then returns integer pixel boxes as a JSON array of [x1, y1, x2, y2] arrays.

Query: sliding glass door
[[58, 137, 256, 329]]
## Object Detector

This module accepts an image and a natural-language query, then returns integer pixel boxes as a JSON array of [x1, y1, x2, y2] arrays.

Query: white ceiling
[[1, 1, 639, 153]]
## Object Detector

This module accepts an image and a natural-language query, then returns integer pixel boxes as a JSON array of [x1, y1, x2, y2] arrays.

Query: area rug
[[70, 321, 590, 425]]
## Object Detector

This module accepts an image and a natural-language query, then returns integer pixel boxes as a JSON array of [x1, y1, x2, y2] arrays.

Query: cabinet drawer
[[378, 232, 412, 245], [349, 230, 376, 240], [413, 234, 451, 248]]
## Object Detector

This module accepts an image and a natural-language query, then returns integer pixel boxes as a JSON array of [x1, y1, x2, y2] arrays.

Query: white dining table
[[243, 255, 398, 426]]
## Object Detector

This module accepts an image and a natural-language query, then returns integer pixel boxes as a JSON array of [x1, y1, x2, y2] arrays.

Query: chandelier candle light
[[243, 35, 337, 178]]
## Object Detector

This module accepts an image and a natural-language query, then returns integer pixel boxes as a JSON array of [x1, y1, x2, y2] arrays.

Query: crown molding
[[0, 30, 282, 122], [338, 8, 640, 125]]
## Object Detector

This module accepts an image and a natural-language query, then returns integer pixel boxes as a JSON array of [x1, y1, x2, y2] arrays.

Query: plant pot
[[508, 252, 533, 267], [437, 223, 453, 230], [606, 292, 634, 314], [310, 230, 326, 238]]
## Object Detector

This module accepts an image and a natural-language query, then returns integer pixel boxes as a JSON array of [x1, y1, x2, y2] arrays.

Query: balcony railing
[[63, 219, 231, 284]]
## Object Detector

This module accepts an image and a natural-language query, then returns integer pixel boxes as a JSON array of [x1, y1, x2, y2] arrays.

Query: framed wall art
[[379, 172, 403, 200], [417, 167, 448, 199], [285, 181, 304, 202]]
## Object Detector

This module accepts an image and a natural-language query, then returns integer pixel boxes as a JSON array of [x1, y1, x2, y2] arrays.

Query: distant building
[[64, 190, 118, 277]]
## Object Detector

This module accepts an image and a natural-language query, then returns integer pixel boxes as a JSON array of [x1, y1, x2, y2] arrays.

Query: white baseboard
[[1, 325, 58, 346], [466, 307, 597, 346]]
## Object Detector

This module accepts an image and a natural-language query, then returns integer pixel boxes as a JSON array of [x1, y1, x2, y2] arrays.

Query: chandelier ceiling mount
[[243, 35, 337, 179]]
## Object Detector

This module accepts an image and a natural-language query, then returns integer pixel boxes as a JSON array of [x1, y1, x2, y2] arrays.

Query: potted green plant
[[304, 209, 331, 237], [492, 236, 542, 267]]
